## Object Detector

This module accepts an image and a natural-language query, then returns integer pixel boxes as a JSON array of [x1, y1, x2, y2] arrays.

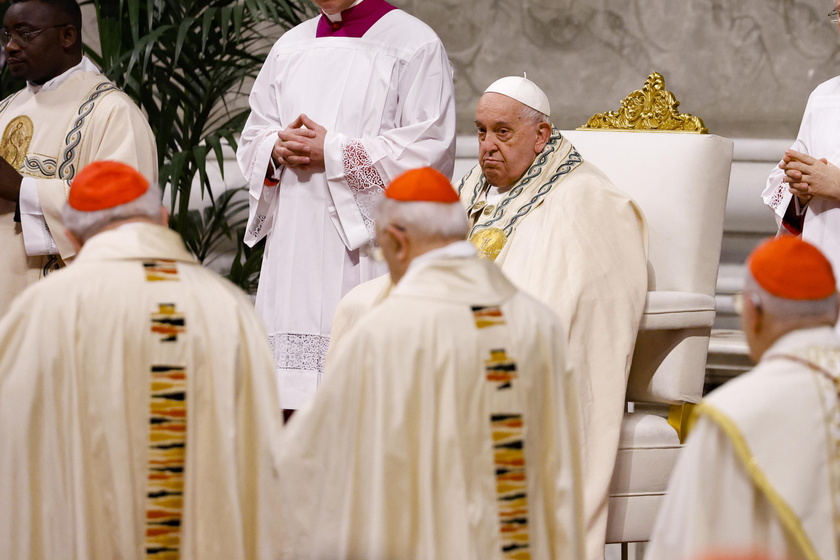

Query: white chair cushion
[[606, 413, 683, 544], [606, 494, 664, 544], [611, 413, 680, 493], [640, 291, 716, 330]]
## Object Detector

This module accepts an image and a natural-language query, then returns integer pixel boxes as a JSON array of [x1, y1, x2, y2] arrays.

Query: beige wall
[[392, 0, 839, 139], [81, 1, 839, 139]]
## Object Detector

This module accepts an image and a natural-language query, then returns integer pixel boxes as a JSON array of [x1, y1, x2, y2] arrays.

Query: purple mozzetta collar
[[316, 0, 398, 38]]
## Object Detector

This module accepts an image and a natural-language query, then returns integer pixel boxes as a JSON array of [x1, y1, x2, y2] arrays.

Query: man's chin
[[480, 167, 502, 184], [5, 65, 28, 81], [481, 171, 511, 189]]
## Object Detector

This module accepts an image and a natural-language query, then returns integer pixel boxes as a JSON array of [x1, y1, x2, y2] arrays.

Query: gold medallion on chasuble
[[470, 227, 507, 261], [0, 115, 33, 169]]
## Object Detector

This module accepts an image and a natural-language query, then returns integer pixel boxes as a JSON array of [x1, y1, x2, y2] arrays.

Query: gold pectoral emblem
[[470, 227, 507, 261], [0, 115, 33, 169]]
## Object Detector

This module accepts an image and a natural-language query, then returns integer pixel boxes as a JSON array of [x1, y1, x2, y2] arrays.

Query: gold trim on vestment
[[0, 115, 33, 169], [697, 402, 820, 560], [578, 72, 708, 133], [470, 227, 507, 261]]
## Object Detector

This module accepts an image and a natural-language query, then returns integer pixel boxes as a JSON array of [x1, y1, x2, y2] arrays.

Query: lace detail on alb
[[343, 139, 385, 242], [269, 333, 329, 373], [769, 182, 787, 210]]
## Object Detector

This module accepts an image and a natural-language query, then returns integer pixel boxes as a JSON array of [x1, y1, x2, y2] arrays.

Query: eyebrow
[[474, 120, 513, 127]]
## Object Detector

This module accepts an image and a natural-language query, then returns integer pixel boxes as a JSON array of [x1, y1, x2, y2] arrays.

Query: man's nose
[[4, 37, 22, 53], [480, 135, 497, 154]]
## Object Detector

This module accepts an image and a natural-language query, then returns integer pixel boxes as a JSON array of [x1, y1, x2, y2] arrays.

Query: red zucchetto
[[748, 236, 836, 300], [384, 167, 460, 203], [68, 160, 150, 211]]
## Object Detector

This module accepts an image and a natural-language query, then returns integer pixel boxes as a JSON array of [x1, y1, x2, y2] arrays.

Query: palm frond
[[83, 0, 315, 291]]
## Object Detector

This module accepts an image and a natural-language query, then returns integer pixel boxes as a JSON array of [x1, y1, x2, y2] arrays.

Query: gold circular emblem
[[472, 200, 486, 213], [470, 227, 507, 261], [0, 115, 34, 170], [482, 204, 495, 216]]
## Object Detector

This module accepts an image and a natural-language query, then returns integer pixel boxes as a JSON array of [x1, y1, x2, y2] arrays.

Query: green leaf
[[88, 0, 309, 290]]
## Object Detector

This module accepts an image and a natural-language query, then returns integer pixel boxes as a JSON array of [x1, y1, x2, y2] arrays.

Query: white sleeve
[[237, 45, 284, 246], [321, 40, 457, 250], [359, 40, 456, 182], [18, 177, 58, 256], [761, 93, 815, 222]]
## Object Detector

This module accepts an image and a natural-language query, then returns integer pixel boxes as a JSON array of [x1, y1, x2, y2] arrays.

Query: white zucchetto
[[484, 75, 551, 117]]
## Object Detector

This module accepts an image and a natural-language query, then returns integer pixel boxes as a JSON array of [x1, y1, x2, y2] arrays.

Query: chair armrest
[[639, 291, 716, 330]]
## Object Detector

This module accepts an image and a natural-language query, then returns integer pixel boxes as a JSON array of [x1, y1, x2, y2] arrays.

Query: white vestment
[[0, 223, 284, 560], [237, 6, 456, 409], [277, 248, 585, 560], [459, 129, 649, 560], [763, 76, 840, 285], [646, 326, 840, 560], [0, 60, 158, 317]]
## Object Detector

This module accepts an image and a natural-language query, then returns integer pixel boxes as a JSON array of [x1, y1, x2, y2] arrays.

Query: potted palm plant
[[82, 0, 312, 292]]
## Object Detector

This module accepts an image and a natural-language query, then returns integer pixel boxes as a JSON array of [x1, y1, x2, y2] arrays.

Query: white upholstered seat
[[561, 130, 733, 547]]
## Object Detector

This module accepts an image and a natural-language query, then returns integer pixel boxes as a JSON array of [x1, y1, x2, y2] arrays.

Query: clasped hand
[[271, 114, 327, 171], [780, 149, 840, 204]]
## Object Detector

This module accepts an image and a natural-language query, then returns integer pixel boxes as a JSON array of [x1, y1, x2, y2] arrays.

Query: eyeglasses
[[0, 24, 70, 48], [829, 9, 839, 23]]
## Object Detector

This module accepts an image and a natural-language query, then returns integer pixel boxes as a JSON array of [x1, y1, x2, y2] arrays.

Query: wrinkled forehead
[[475, 92, 528, 122]]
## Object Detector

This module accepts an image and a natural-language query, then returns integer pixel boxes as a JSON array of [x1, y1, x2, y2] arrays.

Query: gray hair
[[375, 198, 469, 241], [62, 184, 165, 243], [518, 103, 550, 126], [744, 273, 839, 324]]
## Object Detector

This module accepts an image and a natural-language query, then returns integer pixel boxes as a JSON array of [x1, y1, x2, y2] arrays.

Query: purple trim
[[315, 0, 397, 38]]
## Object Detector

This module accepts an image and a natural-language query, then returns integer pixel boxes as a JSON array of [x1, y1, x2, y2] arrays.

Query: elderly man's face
[[311, 0, 357, 15], [475, 93, 549, 190]]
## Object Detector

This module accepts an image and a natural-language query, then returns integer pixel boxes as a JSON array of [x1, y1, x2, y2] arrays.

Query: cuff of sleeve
[[324, 131, 347, 181], [18, 177, 41, 215], [19, 179, 58, 256]]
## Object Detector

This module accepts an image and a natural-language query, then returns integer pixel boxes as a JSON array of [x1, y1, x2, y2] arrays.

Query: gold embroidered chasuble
[[277, 253, 585, 560], [0, 70, 158, 317], [0, 224, 283, 560], [458, 129, 649, 560], [647, 326, 840, 560]]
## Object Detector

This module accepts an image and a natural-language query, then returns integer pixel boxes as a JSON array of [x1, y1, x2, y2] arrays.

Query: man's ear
[[748, 295, 764, 333], [535, 121, 551, 154], [59, 25, 78, 50], [386, 224, 410, 261]]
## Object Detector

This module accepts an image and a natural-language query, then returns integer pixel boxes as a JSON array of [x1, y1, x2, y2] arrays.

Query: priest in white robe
[[277, 167, 585, 560], [0, 0, 158, 317], [459, 76, 648, 560], [762, 73, 840, 312], [646, 236, 840, 560], [0, 162, 284, 560], [237, 0, 456, 411]]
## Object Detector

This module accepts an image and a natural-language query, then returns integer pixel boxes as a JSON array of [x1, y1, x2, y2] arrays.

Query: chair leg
[[620, 542, 629, 560]]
